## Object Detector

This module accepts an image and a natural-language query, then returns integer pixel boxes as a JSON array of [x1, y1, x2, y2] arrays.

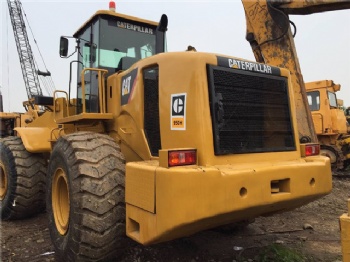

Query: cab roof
[[73, 10, 159, 37]]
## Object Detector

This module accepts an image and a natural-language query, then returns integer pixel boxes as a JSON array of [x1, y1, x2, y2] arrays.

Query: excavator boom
[[276, 0, 350, 15], [241, 0, 350, 143]]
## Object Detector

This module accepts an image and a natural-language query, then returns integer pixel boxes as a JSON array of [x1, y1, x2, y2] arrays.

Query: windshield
[[98, 18, 156, 70], [327, 91, 337, 108], [77, 16, 157, 74], [307, 91, 320, 111], [75, 15, 158, 113]]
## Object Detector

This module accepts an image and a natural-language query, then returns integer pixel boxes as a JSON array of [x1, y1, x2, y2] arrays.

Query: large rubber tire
[[320, 145, 342, 171], [0, 136, 46, 220], [47, 132, 126, 262]]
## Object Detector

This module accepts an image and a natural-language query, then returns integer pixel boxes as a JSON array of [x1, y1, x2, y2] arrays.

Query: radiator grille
[[207, 65, 295, 155], [143, 67, 161, 156]]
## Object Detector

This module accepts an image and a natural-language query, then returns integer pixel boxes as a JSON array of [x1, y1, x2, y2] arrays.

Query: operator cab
[[59, 6, 167, 114]]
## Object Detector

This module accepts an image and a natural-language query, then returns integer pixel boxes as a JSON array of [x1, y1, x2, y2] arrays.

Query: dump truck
[[306, 80, 350, 170], [2, 0, 350, 261]]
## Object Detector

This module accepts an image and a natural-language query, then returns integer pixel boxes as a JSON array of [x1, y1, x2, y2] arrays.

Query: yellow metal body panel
[[55, 113, 113, 124], [0, 112, 20, 119], [15, 127, 51, 152], [306, 80, 350, 168], [125, 161, 157, 213], [126, 156, 331, 245], [110, 52, 333, 244], [340, 199, 350, 262], [306, 80, 348, 140], [277, 0, 350, 14], [106, 52, 297, 164]]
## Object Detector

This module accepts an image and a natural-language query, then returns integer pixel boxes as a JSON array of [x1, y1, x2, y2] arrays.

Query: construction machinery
[[346, 107, 350, 125], [306, 80, 350, 170], [0, 88, 28, 138], [0, 0, 55, 137], [7, 0, 54, 102], [1, 0, 350, 261], [0, 0, 57, 221]]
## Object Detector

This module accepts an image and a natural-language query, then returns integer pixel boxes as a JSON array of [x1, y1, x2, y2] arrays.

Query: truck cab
[[60, 9, 166, 114], [306, 80, 350, 169], [306, 80, 348, 135]]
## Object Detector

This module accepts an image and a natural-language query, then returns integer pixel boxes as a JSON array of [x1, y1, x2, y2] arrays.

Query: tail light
[[303, 144, 320, 157], [305, 144, 320, 156], [168, 150, 197, 167]]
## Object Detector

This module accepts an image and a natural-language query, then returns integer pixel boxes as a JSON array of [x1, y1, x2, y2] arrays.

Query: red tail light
[[305, 144, 320, 156], [168, 150, 197, 167]]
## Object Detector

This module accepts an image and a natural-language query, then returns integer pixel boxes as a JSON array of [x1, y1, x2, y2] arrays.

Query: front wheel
[[47, 132, 126, 261]]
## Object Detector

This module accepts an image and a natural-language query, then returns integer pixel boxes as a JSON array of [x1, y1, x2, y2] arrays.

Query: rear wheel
[[0, 136, 46, 220], [47, 132, 126, 261], [320, 145, 343, 171]]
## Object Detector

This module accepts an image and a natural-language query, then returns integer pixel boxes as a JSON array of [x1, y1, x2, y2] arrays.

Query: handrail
[[80, 68, 108, 114], [53, 90, 69, 123]]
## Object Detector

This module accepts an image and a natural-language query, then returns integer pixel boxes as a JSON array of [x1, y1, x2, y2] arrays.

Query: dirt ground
[[1, 172, 349, 262]]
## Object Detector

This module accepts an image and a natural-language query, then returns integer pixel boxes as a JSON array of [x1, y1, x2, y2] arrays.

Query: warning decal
[[171, 93, 186, 130]]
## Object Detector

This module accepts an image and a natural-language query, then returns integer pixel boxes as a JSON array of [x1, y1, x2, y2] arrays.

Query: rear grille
[[143, 67, 161, 156], [207, 65, 295, 155]]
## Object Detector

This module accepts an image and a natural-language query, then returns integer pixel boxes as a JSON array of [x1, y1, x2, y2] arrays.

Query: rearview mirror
[[59, 37, 69, 57]]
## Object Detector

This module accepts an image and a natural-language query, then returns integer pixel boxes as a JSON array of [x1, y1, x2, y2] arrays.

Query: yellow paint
[[0, 162, 8, 200], [52, 168, 70, 236], [15, 127, 52, 152], [241, 0, 316, 143], [340, 199, 350, 262], [305, 80, 350, 168], [6, 3, 342, 248], [126, 156, 331, 245], [125, 161, 157, 213]]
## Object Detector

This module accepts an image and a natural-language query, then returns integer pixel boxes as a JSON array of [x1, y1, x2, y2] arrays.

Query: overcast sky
[[1, 0, 350, 112]]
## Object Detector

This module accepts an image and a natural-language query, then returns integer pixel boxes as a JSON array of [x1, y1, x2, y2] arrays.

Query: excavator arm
[[241, 0, 350, 143], [276, 0, 350, 15]]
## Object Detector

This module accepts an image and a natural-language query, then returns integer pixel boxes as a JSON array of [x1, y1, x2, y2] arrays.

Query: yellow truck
[[306, 80, 350, 170], [2, 0, 350, 261]]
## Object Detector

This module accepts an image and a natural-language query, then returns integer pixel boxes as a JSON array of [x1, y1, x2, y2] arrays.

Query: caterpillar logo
[[216, 56, 281, 76], [116, 21, 154, 35], [171, 93, 186, 130], [121, 68, 138, 105], [122, 76, 131, 96]]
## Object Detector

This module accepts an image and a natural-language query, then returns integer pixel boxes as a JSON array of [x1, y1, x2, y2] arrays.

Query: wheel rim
[[52, 168, 70, 235], [0, 163, 8, 200], [320, 149, 337, 164]]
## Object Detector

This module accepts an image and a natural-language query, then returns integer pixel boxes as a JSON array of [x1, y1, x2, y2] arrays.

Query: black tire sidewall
[[46, 138, 76, 261], [0, 141, 17, 220]]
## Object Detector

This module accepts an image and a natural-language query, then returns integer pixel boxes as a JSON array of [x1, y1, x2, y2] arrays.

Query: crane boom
[[7, 0, 43, 100]]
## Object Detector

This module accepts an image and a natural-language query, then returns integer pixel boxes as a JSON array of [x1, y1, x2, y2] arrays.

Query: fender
[[14, 127, 52, 153]]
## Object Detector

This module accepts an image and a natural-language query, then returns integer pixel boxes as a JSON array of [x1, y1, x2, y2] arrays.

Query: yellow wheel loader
[[0, 112, 20, 138], [306, 80, 350, 170], [2, 0, 350, 261]]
